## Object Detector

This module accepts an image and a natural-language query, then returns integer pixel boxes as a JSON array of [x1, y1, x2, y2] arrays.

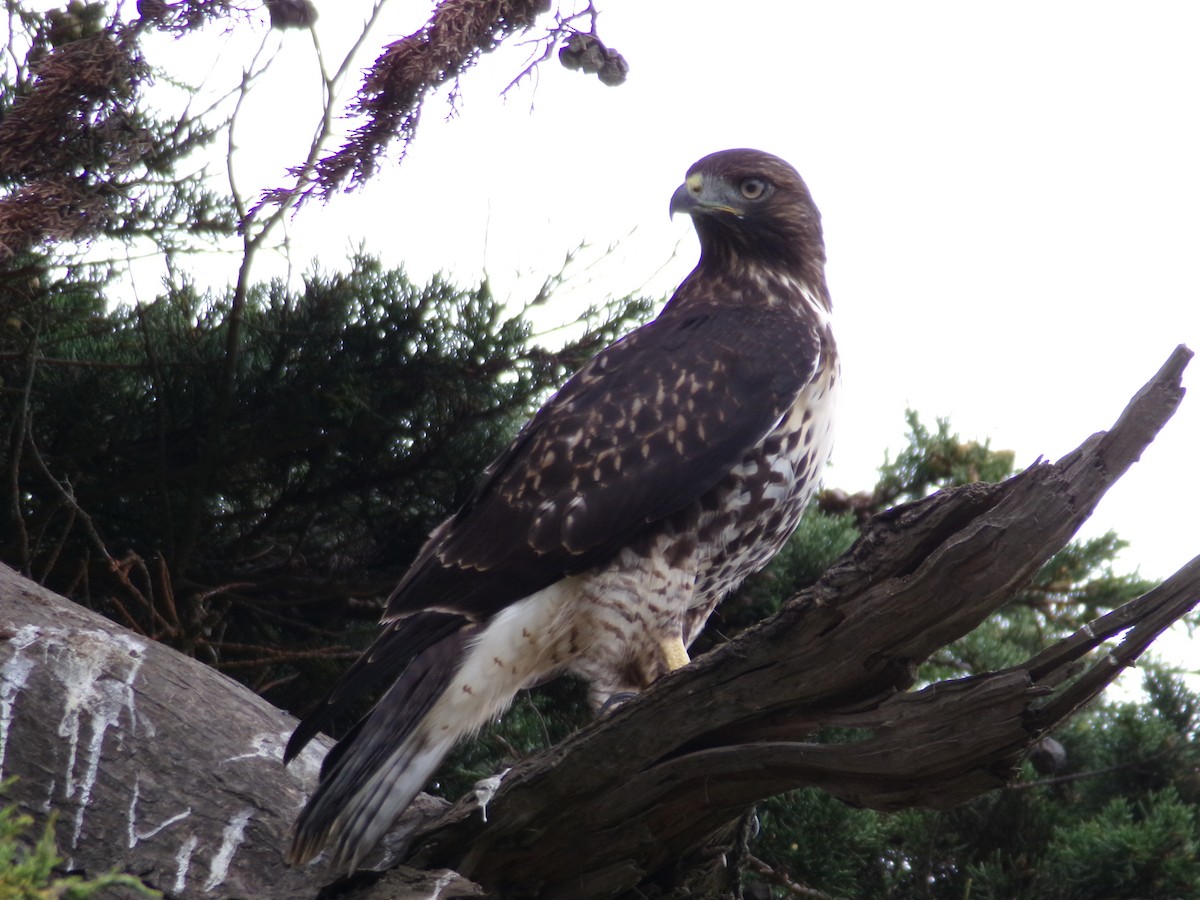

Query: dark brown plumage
[[285, 148, 838, 870]]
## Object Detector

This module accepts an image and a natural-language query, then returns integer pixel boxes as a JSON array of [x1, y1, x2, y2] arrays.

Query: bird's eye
[[740, 177, 767, 200]]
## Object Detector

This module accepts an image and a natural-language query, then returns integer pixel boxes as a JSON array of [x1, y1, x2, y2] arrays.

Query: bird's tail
[[287, 628, 470, 870]]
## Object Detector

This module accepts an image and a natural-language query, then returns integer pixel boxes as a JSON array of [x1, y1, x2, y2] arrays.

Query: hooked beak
[[669, 171, 741, 219], [669, 181, 700, 218]]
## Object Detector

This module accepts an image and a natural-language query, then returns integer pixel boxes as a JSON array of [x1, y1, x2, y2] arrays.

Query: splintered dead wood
[[406, 345, 1197, 895]]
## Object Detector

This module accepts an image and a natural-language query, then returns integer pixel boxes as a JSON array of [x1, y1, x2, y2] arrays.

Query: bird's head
[[670, 148, 825, 279]]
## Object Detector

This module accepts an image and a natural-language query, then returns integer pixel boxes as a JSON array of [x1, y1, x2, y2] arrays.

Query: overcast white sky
[[131, 2, 1199, 672]]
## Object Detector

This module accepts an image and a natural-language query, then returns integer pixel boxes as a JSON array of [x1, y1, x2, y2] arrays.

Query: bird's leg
[[595, 637, 690, 714], [660, 634, 690, 672]]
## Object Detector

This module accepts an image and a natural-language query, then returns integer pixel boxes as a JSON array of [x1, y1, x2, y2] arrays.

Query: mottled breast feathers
[[384, 301, 824, 624]]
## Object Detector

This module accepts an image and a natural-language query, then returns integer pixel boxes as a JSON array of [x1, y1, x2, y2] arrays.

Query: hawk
[[285, 148, 838, 869]]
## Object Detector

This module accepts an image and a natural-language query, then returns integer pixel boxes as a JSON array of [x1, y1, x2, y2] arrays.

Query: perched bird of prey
[[285, 148, 839, 869]]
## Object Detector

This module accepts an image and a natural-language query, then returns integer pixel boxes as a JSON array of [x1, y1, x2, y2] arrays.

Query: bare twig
[[263, 0, 553, 208], [1009, 746, 1185, 792], [4, 323, 37, 571], [177, 3, 388, 574], [500, 0, 598, 98], [745, 854, 837, 900]]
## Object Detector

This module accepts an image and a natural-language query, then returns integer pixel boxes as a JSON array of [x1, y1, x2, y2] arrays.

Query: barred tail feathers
[[285, 611, 466, 765], [289, 581, 577, 869], [320, 733, 455, 870], [288, 625, 470, 868]]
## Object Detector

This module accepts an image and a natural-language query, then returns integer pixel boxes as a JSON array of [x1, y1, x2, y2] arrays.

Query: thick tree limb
[[0, 567, 449, 898], [402, 345, 1197, 897], [0, 346, 1194, 900]]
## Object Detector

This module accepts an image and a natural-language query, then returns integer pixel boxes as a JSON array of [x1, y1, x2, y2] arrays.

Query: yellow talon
[[661, 636, 690, 673]]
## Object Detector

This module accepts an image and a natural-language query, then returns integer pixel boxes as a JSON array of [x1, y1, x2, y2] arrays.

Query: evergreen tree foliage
[[0, 781, 158, 898], [0, 3, 233, 258], [0, 252, 652, 715], [874, 409, 1016, 508]]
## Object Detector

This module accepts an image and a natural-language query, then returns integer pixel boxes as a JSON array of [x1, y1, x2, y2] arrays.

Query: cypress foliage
[[0, 253, 653, 718]]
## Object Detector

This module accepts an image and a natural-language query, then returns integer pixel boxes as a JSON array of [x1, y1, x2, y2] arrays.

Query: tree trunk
[[1, 345, 1196, 899]]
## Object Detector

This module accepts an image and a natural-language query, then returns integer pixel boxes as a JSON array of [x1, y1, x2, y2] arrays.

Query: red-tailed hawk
[[285, 148, 838, 869]]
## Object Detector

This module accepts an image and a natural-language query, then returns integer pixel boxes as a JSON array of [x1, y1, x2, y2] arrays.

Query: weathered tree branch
[[0, 345, 1194, 900], [401, 344, 1197, 897], [0, 566, 448, 898]]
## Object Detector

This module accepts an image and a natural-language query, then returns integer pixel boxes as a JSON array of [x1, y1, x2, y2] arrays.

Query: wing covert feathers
[[384, 303, 826, 624]]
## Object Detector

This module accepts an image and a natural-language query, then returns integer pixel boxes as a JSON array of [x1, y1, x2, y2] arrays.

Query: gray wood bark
[[0, 566, 448, 898], [1, 345, 1196, 899]]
